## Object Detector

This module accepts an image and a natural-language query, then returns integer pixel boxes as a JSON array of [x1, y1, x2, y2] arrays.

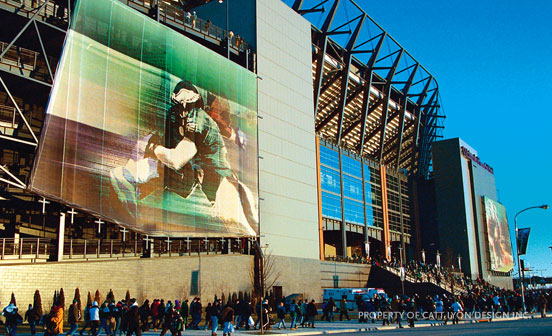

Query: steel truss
[[0, 0, 71, 193], [292, 0, 445, 178]]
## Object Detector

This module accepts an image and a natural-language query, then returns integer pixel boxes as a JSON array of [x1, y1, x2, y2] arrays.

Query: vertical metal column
[[57, 212, 65, 261], [338, 147, 347, 257]]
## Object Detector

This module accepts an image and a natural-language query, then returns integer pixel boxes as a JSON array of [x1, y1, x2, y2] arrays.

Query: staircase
[[367, 264, 467, 297]]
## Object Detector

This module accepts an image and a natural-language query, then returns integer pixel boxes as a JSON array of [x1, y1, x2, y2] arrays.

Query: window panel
[[320, 145, 339, 169], [344, 198, 364, 225], [322, 191, 341, 220], [342, 154, 362, 177], [343, 175, 362, 201], [320, 166, 340, 194]]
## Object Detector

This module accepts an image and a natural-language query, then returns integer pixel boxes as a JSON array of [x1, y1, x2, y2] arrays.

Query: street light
[[514, 204, 549, 312]]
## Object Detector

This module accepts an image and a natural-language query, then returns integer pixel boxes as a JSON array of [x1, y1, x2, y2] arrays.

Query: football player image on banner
[[483, 197, 514, 273], [29, 0, 258, 237]]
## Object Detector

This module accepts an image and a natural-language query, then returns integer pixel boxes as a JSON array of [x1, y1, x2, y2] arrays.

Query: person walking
[[50, 301, 64, 336], [99, 302, 112, 336], [322, 297, 334, 322], [89, 301, 100, 336], [289, 300, 297, 330], [339, 299, 349, 321], [276, 302, 286, 330], [3, 302, 20, 336], [220, 305, 234, 336], [306, 300, 317, 328], [126, 299, 141, 336], [68, 300, 82, 336], [537, 293, 548, 318], [180, 300, 188, 329], [79, 303, 92, 336], [209, 300, 220, 336], [451, 299, 463, 325], [25, 304, 39, 336]]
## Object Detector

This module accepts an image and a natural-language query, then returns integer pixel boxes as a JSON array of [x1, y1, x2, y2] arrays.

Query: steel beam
[[357, 33, 386, 154], [377, 49, 403, 162], [316, 84, 363, 133], [410, 87, 436, 174], [394, 64, 419, 167], [336, 14, 365, 145]]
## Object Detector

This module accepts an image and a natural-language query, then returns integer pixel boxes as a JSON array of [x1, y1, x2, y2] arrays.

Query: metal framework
[[0, 0, 255, 249], [290, 0, 445, 178]]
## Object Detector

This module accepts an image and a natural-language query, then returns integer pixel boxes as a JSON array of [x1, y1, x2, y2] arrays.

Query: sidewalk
[[8, 314, 545, 336]]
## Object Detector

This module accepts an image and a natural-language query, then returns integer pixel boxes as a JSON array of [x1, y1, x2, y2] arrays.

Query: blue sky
[[360, 0, 552, 277], [283, 0, 552, 276]]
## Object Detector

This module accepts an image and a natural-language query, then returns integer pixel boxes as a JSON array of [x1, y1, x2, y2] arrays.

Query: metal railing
[[0, 104, 17, 128], [124, 0, 249, 52], [0, 41, 57, 83], [0, 238, 50, 261], [0, 237, 251, 264]]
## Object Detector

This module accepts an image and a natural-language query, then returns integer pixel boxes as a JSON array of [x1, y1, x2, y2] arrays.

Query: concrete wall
[[255, 0, 320, 259], [0, 254, 253, 311], [0, 254, 373, 311], [320, 261, 371, 289]]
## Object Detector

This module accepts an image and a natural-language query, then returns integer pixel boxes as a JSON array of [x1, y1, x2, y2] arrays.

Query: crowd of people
[[0, 295, 324, 336], [1, 286, 551, 335]]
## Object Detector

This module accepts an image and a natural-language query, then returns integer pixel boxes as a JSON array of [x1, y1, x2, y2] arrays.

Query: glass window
[[344, 198, 364, 225], [343, 175, 362, 201], [320, 166, 340, 194], [322, 191, 342, 220], [363, 164, 371, 182], [320, 145, 339, 169], [364, 183, 372, 201], [365, 204, 374, 226], [342, 154, 362, 177]]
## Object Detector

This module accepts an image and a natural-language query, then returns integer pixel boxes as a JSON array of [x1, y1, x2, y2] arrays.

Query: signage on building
[[460, 146, 494, 174]]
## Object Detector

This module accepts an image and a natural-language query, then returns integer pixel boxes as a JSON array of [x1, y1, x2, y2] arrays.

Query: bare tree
[[250, 250, 281, 299]]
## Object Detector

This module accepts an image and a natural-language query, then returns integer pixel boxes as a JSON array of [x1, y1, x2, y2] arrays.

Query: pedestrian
[[322, 297, 334, 322], [126, 299, 141, 336], [50, 300, 64, 336], [451, 299, 463, 324], [180, 300, 188, 328], [289, 300, 297, 330], [88, 301, 100, 336], [159, 302, 175, 336], [68, 300, 82, 336], [306, 300, 317, 328], [3, 302, 21, 336], [339, 299, 349, 321], [276, 302, 286, 329], [79, 302, 92, 336], [25, 303, 39, 336], [139, 300, 150, 331], [99, 302, 112, 336], [537, 293, 548, 318], [210, 300, 220, 336], [220, 304, 234, 336]]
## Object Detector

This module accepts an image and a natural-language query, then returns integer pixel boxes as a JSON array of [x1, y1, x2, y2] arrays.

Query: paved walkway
[[7, 314, 549, 336]]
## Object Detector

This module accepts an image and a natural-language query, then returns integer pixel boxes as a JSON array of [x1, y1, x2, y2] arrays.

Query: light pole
[[514, 204, 549, 312], [399, 246, 405, 294], [218, 0, 230, 59]]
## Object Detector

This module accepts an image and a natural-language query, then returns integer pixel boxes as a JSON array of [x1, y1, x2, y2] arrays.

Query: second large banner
[[30, 0, 258, 237]]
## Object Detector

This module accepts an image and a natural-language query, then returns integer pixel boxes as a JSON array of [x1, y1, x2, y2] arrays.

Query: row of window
[[319, 144, 409, 232]]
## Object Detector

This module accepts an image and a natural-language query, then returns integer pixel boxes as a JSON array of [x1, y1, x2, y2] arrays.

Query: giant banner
[[30, 0, 258, 237], [483, 197, 513, 272]]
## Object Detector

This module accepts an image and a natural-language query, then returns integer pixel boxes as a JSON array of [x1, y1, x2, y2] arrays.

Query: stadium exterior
[[0, 0, 449, 305]]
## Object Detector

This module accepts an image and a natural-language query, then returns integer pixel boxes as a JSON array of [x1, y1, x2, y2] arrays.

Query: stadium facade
[[417, 138, 514, 289], [0, 0, 453, 305]]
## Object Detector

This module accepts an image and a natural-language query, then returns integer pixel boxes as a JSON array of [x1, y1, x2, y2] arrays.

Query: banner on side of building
[[483, 197, 514, 272], [30, 0, 258, 237]]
